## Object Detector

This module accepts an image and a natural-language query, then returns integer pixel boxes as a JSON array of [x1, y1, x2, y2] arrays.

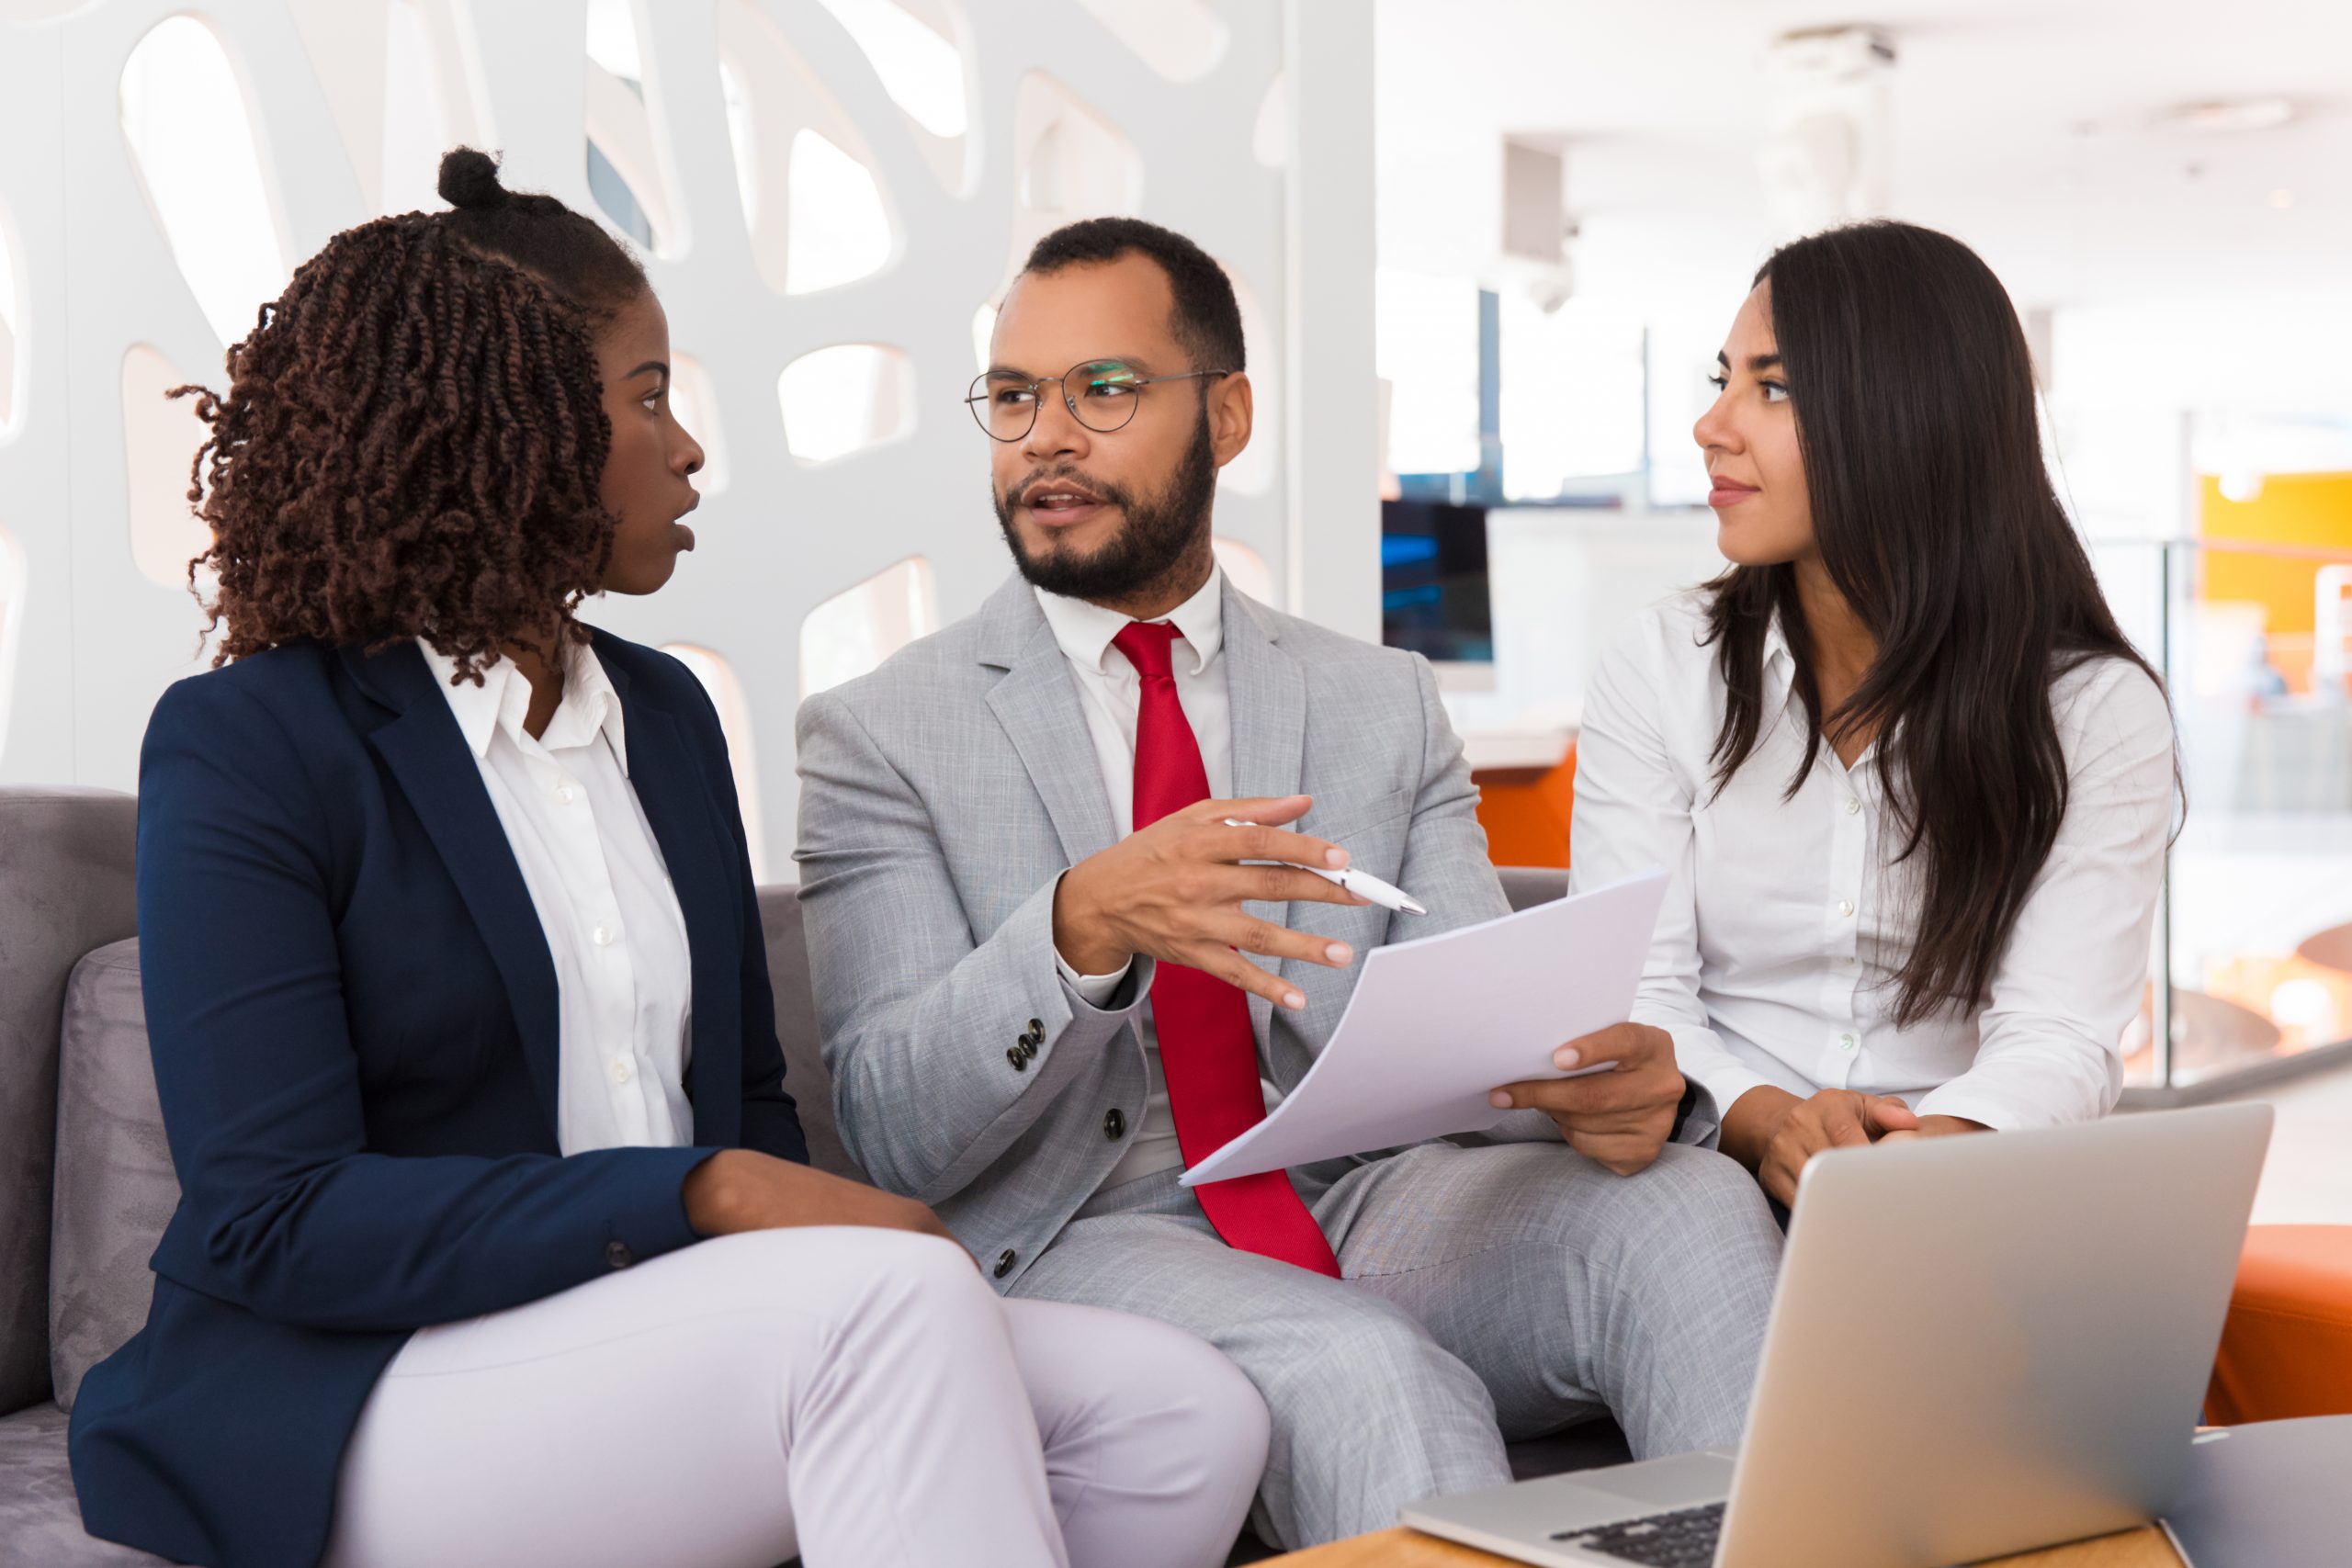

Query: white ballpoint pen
[[1223, 819, 1428, 915]]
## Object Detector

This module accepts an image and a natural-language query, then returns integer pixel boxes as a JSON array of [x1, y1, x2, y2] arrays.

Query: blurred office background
[[2, 0, 2349, 1150]]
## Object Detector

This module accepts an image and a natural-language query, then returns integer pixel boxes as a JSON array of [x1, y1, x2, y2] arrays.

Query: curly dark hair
[[180, 148, 650, 680]]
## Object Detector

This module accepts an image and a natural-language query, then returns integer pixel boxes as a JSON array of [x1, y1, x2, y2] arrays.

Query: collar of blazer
[[334, 632, 740, 1143], [972, 570, 1311, 1027]]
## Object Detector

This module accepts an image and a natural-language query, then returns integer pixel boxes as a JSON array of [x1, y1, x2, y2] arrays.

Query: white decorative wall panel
[[0, 0, 1374, 866]]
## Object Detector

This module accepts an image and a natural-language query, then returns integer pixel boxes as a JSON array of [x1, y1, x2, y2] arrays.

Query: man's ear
[[1209, 371, 1254, 468]]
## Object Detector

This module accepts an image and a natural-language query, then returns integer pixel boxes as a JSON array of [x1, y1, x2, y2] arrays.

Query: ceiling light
[[2165, 97, 2296, 134]]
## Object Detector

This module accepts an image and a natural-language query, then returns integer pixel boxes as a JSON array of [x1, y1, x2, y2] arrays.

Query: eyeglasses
[[965, 359, 1230, 443]]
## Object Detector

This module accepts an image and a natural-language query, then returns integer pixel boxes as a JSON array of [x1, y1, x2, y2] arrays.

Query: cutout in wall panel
[[122, 346, 214, 591], [1070, 0, 1227, 82], [584, 0, 681, 256], [1013, 73, 1141, 225], [660, 643, 765, 877], [668, 352, 730, 495], [1212, 536, 1272, 604], [718, 0, 901, 298], [786, 131, 893, 293], [810, 0, 967, 138], [778, 344, 914, 464], [970, 301, 996, 373], [719, 58, 761, 231], [798, 556, 939, 699], [1252, 73, 1286, 168], [1215, 260, 1275, 497], [119, 17, 291, 346]]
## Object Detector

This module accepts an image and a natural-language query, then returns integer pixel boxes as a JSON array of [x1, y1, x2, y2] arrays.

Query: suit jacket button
[[1103, 1108, 1125, 1140], [1006, 1046, 1027, 1071], [605, 1240, 634, 1269], [993, 1249, 1017, 1279], [1026, 1017, 1045, 1038]]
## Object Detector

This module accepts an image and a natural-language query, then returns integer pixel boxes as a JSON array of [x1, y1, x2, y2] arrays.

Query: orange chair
[[1473, 741, 1577, 870], [2206, 1225, 2352, 1424]]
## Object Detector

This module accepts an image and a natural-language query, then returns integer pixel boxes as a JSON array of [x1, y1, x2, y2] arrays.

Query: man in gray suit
[[796, 218, 1782, 1550]]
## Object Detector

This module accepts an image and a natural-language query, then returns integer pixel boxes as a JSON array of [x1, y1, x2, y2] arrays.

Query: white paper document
[[1179, 869, 1670, 1187]]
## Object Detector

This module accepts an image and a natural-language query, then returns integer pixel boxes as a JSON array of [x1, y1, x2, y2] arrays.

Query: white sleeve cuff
[[1055, 951, 1133, 1009]]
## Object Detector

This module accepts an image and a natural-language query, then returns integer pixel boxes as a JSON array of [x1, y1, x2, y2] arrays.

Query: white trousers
[[321, 1227, 1269, 1568]]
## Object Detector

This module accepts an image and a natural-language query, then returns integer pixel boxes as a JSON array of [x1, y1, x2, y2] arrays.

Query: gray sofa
[[0, 785, 1621, 1565]]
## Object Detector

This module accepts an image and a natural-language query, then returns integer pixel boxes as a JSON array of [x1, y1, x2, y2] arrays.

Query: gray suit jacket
[[794, 571, 1552, 1290]]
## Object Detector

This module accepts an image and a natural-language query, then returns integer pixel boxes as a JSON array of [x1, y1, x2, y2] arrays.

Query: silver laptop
[[1401, 1102, 2273, 1568]]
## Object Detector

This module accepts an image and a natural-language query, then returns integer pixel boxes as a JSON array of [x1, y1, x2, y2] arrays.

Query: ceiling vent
[[1758, 26, 1896, 239]]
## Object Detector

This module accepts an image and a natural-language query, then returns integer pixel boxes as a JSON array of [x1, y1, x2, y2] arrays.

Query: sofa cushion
[[0, 1404, 171, 1564], [49, 942, 176, 1412], [756, 886, 863, 1181], [1498, 865, 1567, 912], [0, 788, 139, 1417]]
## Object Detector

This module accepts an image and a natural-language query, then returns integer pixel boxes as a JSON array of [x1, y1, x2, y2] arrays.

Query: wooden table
[[1261, 1522, 2181, 1567]]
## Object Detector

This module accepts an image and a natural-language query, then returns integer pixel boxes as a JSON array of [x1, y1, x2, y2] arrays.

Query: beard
[[993, 410, 1217, 603]]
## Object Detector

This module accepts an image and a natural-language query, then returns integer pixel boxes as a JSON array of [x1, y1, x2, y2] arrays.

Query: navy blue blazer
[[69, 631, 807, 1568]]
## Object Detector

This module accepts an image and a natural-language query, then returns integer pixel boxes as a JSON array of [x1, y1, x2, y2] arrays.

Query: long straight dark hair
[[1704, 220, 2168, 1027]]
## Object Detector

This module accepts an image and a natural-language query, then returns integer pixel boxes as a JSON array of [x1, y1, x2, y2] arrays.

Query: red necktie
[[1112, 620, 1341, 1277]]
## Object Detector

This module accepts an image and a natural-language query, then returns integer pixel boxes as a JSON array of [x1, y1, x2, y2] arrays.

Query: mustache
[[1001, 465, 1134, 511]]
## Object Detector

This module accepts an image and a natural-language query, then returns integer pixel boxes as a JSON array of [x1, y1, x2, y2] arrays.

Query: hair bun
[[437, 148, 510, 212]]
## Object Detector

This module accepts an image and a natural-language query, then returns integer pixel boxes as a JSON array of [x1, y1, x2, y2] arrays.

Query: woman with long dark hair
[[1569, 220, 2176, 1210], [67, 149, 1265, 1568]]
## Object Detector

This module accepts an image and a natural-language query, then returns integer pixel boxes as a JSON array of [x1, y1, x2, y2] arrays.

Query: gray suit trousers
[[1008, 1138, 1782, 1550]]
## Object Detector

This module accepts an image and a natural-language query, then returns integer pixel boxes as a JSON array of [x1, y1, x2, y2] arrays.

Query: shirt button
[[1104, 1108, 1126, 1140], [605, 1240, 634, 1269], [1839, 1032, 1859, 1053], [557, 784, 578, 805], [608, 1056, 635, 1085], [592, 925, 616, 947], [993, 1249, 1017, 1279], [1837, 900, 1855, 918], [1844, 798, 1860, 816]]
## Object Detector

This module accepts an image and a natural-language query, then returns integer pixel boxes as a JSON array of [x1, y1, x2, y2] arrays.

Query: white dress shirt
[[1568, 591, 2177, 1135], [419, 637, 695, 1155], [1036, 568, 1286, 1190]]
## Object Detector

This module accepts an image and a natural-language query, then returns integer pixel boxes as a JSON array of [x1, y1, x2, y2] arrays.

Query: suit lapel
[[1224, 581, 1308, 816], [598, 640, 742, 1144], [342, 642, 563, 1137], [978, 577, 1120, 868], [1220, 581, 1307, 1048]]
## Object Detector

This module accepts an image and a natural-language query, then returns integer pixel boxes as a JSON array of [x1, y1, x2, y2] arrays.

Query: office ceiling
[[1375, 0, 2350, 317]]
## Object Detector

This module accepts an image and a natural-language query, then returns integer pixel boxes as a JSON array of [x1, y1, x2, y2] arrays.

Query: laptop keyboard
[[1550, 1500, 1724, 1565]]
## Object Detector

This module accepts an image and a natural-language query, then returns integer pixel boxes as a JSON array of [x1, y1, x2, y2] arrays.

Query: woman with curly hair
[[67, 150, 1266, 1568]]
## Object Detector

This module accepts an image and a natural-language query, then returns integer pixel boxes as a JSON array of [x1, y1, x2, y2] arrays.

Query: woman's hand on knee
[[1723, 1087, 1917, 1208], [684, 1150, 965, 1252]]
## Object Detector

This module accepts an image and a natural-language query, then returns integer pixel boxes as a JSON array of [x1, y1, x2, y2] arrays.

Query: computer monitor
[[1381, 499, 1494, 690]]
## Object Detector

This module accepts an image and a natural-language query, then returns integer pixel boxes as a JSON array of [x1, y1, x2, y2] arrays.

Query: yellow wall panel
[[2199, 472, 2352, 638]]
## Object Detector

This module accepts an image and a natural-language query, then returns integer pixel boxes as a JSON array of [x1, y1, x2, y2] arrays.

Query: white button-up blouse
[[419, 637, 695, 1155], [1568, 591, 2176, 1140]]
